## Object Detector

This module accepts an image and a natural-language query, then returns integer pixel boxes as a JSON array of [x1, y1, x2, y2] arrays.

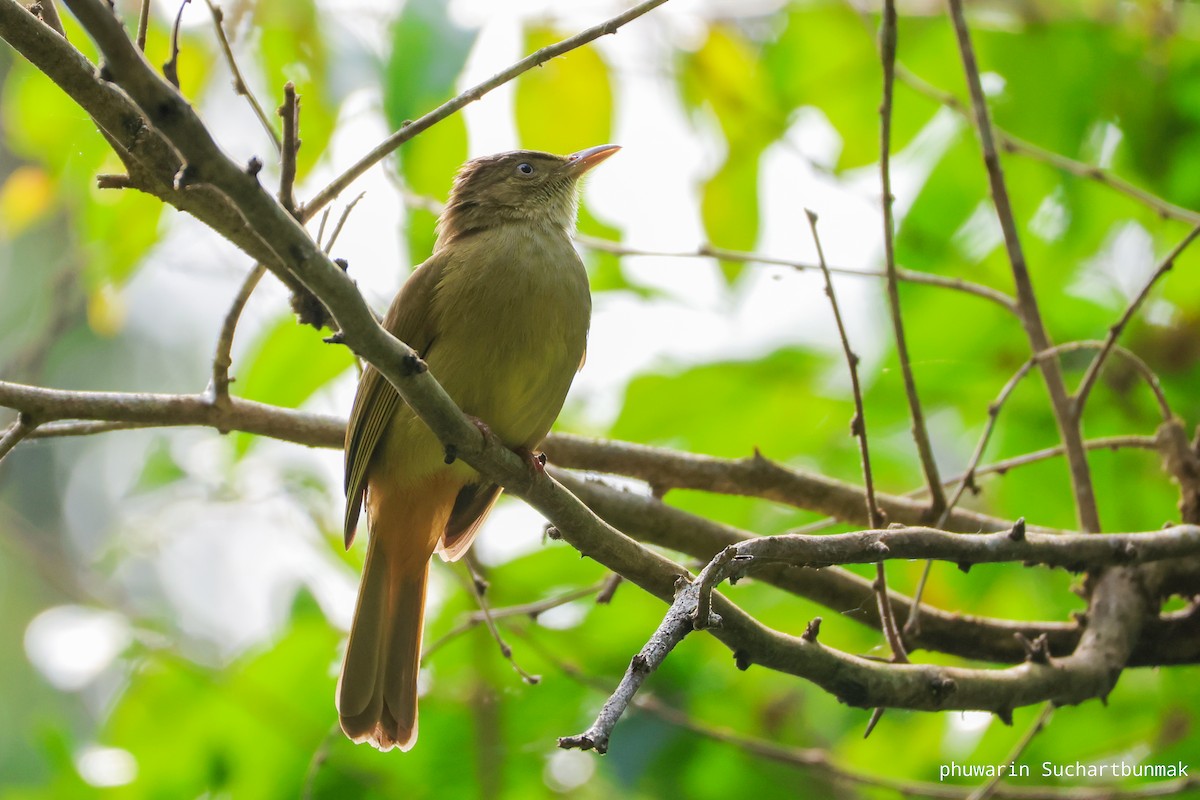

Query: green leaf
[[81, 187, 164, 291], [253, 0, 335, 174], [103, 596, 334, 798], [135, 437, 187, 492], [763, 4, 883, 169], [383, 0, 477, 262], [232, 314, 354, 452], [700, 151, 761, 283], [515, 28, 614, 153]]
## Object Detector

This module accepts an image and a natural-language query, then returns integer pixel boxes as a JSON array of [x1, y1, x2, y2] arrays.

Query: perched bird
[[338, 144, 619, 751]]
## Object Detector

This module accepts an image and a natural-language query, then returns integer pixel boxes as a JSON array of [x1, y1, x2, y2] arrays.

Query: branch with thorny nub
[[4, 0, 1200, 760]]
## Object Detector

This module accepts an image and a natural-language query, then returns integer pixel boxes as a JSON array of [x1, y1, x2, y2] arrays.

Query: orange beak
[[565, 144, 621, 178]]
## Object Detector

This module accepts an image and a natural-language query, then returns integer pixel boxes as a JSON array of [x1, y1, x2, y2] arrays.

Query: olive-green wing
[[437, 482, 503, 562], [343, 254, 447, 548]]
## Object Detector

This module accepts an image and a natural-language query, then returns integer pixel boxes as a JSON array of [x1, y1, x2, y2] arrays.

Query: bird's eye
[[517, 163, 534, 175]]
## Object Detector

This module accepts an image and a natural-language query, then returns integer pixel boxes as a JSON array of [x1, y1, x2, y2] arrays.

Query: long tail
[[337, 478, 454, 751]]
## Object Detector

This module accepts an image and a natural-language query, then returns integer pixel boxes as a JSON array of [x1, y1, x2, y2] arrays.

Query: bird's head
[[436, 144, 620, 242]]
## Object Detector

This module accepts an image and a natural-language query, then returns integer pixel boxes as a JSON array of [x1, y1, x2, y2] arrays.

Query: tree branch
[[948, 0, 1099, 534], [298, 0, 673, 221], [807, 209, 908, 665], [1074, 223, 1200, 419], [543, 434, 1042, 535], [204, 0, 280, 152], [879, 0, 946, 517], [891, 60, 1200, 228]]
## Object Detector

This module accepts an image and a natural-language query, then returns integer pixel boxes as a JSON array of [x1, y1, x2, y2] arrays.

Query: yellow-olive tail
[[337, 479, 454, 751]]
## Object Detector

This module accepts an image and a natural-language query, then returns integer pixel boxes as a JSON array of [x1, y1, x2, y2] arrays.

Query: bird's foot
[[450, 416, 544, 474], [445, 416, 495, 464]]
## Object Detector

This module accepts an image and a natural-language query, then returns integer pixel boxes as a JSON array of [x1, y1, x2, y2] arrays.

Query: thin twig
[[162, 0, 190, 89], [893, 60, 1200, 227], [807, 209, 908, 663], [322, 193, 366, 254], [458, 560, 540, 685], [387, 184, 1017, 311], [558, 550, 738, 754], [210, 263, 267, 404], [879, 0, 946, 517], [1074, 223, 1200, 418], [36, 0, 66, 38], [422, 581, 607, 662], [907, 336, 1170, 634], [278, 81, 299, 216], [135, 0, 149, 50], [590, 234, 1020, 311], [300, 0, 671, 221], [0, 413, 37, 464], [966, 703, 1054, 800], [947, 0, 1100, 533], [533, 628, 1193, 800], [972, 435, 1158, 481], [595, 572, 623, 605], [807, 211, 883, 531], [204, 0, 281, 152], [945, 340, 1170, 529], [845, 0, 1200, 231], [314, 207, 331, 249]]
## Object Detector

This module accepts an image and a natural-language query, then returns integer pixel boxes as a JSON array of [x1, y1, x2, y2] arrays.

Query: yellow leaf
[[87, 282, 127, 338], [0, 166, 55, 235]]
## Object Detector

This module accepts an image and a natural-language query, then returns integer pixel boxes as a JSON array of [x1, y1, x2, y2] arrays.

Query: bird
[[337, 144, 620, 751]]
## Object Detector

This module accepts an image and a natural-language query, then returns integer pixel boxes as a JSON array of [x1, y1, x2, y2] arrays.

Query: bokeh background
[[3, 0, 1200, 797]]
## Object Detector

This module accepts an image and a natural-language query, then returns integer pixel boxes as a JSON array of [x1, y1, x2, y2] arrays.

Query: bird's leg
[[445, 416, 544, 474], [446, 415, 496, 465]]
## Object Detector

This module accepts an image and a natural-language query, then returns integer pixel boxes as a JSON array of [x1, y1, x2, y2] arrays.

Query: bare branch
[[278, 81, 299, 215], [966, 704, 1053, 800], [879, 0, 946, 516], [806, 209, 908, 663], [36, 0, 66, 38], [162, 0, 190, 89], [560, 546, 756, 754], [896, 61, 1200, 227], [698, 522, 1200, 574], [0, 413, 37, 465], [948, 0, 1099, 533], [135, 0, 149, 50], [322, 193, 366, 254], [1074, 223, 1200, 418], [299, 0, 672, 221], [204, 0, 281, 152], [210, 263, 267, 404], [543, 434, 1041, 535], [0, 380, 343, 448], [587, 231, 1017, 310]]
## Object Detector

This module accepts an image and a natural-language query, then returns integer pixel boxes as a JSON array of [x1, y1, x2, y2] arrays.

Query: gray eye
[[517, 162, 534, 175]]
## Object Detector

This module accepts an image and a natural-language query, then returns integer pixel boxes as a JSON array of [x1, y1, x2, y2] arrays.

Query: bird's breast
[[425, 225, 591, 448]]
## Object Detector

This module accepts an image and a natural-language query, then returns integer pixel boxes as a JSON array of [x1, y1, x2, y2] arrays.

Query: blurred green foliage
[[2, 1, 1200, 799]]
